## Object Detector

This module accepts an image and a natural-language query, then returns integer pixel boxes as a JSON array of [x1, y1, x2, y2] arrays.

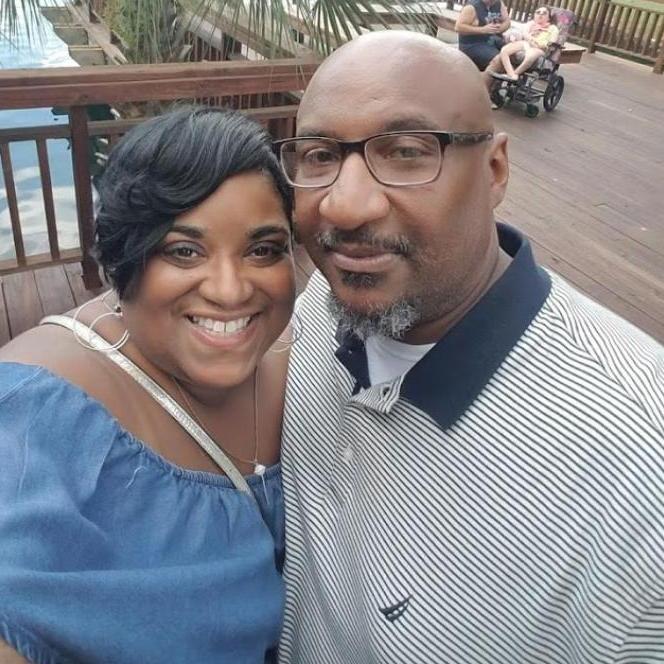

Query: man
[[455, 0, 510, 71], [276, 31, 664, 663]]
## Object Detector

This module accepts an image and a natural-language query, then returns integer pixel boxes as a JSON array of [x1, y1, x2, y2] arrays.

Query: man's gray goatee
[[327, 294, 420, 340]]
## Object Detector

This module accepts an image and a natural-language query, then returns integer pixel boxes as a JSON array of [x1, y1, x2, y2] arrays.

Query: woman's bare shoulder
[[0, 323, 122, 405], [0, 639, 30, 664], [1, 323, 89, 371]]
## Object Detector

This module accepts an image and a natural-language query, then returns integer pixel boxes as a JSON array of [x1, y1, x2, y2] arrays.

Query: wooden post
[[0, 144, 26, 266], [69, 105, 102, 290], [35, 138, 60, 261], [654, 30, 664, 73], [77, 0, 92, 23], [589, 0, 610, 52]]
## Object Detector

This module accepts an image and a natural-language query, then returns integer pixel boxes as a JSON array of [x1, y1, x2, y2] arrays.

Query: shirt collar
[[334, 223, 551, 425]]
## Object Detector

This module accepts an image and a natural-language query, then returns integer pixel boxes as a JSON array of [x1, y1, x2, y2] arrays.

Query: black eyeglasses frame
[[273, 130, 495, 189]]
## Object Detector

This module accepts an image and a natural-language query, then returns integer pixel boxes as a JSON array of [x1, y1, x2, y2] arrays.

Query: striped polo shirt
[[279, 224, 664, 663]]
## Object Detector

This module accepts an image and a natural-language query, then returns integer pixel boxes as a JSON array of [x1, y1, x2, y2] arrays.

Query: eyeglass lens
[[280, 133, 442, 187]]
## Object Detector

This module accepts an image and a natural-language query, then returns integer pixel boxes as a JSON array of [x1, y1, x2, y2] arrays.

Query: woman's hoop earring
[[272, 311, 304, 353], [71, 291, 130, 352]]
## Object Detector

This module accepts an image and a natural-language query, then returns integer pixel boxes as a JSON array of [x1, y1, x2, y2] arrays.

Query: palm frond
[[294, 0, 428, 55], [0, 0, 48, 44], [2, 0, 431, 64], [175, 0, 427, 62]]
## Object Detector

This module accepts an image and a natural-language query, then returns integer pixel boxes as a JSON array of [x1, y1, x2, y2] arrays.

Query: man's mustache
[[315, 228, 412, 257]]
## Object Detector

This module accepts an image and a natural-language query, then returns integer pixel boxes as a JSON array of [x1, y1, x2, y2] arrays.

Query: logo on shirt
[[379, 595, 412, 623]]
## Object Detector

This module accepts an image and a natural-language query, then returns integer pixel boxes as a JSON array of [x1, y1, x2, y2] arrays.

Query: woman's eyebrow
[[248, 224, 290, 241], [168, 224, 205, 239]]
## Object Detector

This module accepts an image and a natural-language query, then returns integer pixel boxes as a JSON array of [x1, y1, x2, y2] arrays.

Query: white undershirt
[[365, 335, 436, 386]]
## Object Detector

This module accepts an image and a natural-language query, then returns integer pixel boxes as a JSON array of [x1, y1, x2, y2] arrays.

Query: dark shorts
[[459, 41, 501, 71]]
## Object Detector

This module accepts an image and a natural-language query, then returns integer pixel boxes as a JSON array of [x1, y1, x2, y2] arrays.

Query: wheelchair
[[489, 8, 575, 118]]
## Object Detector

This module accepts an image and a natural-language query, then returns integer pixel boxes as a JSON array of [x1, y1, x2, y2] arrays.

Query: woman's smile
[[186, 312, 260, 349], [118, 170, 295, 392]]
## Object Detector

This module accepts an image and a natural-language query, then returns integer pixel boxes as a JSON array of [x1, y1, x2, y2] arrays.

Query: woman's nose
[[197, 257, 254, 308]]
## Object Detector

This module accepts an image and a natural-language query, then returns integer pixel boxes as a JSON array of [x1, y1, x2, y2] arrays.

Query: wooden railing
[[0, 59, 317, 288], [507, 0, 664, 71]]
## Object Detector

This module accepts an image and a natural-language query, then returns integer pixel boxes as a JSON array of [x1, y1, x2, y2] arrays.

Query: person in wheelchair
[[499, 6, 559, 80]]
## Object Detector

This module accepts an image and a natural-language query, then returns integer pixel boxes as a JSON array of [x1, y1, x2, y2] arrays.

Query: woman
[[0, 108, 295, 663], [499, 6, 559, 79]]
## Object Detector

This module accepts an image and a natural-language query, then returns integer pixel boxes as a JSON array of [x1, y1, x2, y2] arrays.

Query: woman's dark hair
[[94, 106, 293, 299]]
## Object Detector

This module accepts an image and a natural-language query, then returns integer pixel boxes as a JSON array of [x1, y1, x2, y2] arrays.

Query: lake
[[0, 11, 80, 261]]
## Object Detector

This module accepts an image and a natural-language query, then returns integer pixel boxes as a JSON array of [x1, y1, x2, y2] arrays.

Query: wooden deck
[[495, 50, 664, 343], [1, 50, 663, 346], [0, 262, 103, 345]]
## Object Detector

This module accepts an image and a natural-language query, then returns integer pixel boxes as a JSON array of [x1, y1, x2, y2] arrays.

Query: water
[[0, 9, 80, 261]]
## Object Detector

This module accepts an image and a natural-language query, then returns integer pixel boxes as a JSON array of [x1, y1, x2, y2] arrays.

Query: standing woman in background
[[0, 108, 295, 663]]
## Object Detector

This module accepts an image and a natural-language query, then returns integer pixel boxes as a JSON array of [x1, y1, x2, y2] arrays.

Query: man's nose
[[319, 152, 390, 230], [198, 256, 254, 308]]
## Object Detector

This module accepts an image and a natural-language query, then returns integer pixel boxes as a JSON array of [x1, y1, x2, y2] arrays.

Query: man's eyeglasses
[[273, 130, 494, 189]]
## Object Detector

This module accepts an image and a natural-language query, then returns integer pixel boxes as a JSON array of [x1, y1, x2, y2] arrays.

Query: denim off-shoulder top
[[0, 362, 284, 664]]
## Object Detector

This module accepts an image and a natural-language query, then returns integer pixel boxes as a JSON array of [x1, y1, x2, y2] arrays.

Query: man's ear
[[488, 132, 509, 210]]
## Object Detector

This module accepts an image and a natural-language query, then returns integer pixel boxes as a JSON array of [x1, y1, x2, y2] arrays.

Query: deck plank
[[64, 262, 104, 307], [34, 264, 76, 316], [531, 241, 664, 343], [502, 174, 664, 324], [3, 271, 44, 338]]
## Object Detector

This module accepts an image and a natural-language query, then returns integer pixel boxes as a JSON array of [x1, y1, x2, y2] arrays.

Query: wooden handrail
[[0, 105, 300, 143], [0, 59, 318, 109], [0, 59, 316, 287], [504, 0, 664, 70], [0, 58, 315, 87]]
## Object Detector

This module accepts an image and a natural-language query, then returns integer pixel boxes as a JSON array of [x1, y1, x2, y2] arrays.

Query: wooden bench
[[432, 5, 586, 64]]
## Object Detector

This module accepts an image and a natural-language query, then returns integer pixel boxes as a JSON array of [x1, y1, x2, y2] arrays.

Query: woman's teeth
[[190, 315, 251, 336]]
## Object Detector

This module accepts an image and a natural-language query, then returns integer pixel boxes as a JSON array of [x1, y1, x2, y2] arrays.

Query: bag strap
[[40, 314, 256, 502]]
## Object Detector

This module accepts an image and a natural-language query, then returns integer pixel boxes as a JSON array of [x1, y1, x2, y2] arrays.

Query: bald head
[[299, 31, 493, 133], [289, 30, 510, 344]]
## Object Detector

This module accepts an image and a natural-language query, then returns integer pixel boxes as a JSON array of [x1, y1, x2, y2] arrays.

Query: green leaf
[[1, 0, 431, 63]]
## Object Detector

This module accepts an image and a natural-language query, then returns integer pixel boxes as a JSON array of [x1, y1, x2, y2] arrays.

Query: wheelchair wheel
[[543, 75, 565, 112], [490, 85, 506, 109], [525, 104, 539, 118]]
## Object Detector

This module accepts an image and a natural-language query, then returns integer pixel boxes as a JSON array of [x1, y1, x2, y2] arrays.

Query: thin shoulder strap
[[40, 314, 256, 501]]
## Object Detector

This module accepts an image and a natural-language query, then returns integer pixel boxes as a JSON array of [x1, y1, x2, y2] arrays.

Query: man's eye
[[302, 148, 338, 165], [376, 136, 437, 161], [387, 146, 425, 160]]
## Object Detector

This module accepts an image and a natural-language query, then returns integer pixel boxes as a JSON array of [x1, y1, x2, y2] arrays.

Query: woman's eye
[[250, 243, 289, 260], [162, 243, 203, 262]]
